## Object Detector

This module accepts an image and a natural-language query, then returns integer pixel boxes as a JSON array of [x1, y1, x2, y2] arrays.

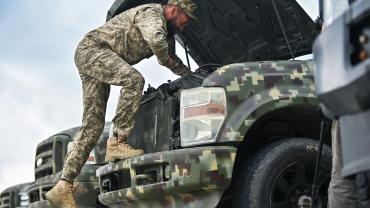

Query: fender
[[217, 88, 318, 142], [202, 60, 318, 142]]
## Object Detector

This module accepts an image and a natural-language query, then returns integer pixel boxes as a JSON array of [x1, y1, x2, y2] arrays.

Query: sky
[[0, 0, 317, 192]]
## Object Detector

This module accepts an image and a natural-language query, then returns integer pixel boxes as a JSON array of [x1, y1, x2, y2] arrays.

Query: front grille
[[28, 185, 52, 203], [34, 135, 71, 180], [35, 141, 53, 179], [0, 191, 13, 208]]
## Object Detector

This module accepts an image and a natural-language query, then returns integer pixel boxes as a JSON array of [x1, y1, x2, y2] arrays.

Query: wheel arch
[[217, 101, 332, 206], [218, 93, 321, 143], [232, 104, 332, 169]]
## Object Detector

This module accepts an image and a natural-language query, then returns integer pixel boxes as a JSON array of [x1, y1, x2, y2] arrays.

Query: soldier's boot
[[105, 138, 144, 162], [45, 180, 77, 208]]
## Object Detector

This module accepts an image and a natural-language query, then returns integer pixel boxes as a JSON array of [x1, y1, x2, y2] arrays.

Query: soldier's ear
[[169, 5, 177, 17]]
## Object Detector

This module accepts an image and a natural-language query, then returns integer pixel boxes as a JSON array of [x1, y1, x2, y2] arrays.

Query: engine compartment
[[127, 65, 219, 153]]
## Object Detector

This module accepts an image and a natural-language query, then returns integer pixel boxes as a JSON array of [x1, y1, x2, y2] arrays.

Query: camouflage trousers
[[61, 37, 145, 182], [328, 120, 359, 208]]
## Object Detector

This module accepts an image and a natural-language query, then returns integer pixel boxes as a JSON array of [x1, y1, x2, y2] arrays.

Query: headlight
[[67, 142, 96, 165], [36, 158, 43, 168], [18, 192, 29, 207], [180, 87, 227, 147]]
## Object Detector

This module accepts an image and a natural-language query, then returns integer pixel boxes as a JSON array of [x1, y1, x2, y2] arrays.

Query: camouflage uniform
[[328, 120, 358, 208], [61, 3, 191, 182]]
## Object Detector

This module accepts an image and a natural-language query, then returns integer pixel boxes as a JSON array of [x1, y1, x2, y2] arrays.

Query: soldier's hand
[[167, 56, 177, 69], [172, 64, 191, 76]]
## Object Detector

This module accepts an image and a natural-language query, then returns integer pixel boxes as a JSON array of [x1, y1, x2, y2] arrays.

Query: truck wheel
[[232, 138, 331, 208]]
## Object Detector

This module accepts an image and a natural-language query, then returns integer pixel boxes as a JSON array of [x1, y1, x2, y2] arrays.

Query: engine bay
[[127, 65, 220, 153]]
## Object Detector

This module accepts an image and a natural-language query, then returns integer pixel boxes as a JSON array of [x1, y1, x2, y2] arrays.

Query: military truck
[[26, 124, 110, 208], [0, 183, 31, 208], [96, 0, 332, 207]]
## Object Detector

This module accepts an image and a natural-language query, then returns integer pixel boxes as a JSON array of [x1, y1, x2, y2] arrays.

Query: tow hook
[[298, 195, 313, 208]]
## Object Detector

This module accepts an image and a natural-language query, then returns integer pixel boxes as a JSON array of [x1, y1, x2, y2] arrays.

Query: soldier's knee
[[133, 72, 145, 90], [116, 69, 144, 89]]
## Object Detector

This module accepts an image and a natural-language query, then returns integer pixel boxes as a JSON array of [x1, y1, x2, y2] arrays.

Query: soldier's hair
[[167, 22, 176, 37]]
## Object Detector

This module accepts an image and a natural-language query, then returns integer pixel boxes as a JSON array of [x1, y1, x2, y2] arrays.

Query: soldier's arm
[[135, 8, 172, 67], [167, 35, 176, 55], [167, 36, 191, 76]]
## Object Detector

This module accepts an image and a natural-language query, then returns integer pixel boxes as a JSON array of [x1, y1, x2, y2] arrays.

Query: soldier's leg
[[76, 46, 145, 139], [102, 53, 145, 159], [111, 66, 145, 140], [61, 74, 110, 182], [104, 69, 145, 161], [75, 45, 145, 159], [328, 120, 358, 208], [46, 74, 109, 208]]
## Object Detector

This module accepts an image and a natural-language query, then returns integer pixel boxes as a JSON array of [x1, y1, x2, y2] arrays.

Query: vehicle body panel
[[202, 60, 318, 142], [27, 124, 110, 207], [97, 147, 236, 207], [27, 180, 99, 208], [0, 183, 31, 208]]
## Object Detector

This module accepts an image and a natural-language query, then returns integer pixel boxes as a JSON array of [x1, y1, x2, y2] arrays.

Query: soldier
[[45, 0, 197, 207], [328, 121, 358, 208], [321, 1, 359, 207]]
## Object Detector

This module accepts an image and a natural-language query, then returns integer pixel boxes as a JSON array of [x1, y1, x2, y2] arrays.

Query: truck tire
[[232, 138, 331, 208]]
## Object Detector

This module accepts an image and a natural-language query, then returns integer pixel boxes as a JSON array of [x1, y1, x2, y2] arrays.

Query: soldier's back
[[84, 3, 164, 64]]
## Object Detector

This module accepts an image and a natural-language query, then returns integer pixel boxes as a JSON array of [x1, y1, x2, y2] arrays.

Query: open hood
[[107, 0, 319, 66]]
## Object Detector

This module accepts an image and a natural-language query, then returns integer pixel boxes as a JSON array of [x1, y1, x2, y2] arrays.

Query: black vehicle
[[27, 124, 110, 208], [0, 183, 31, 208]]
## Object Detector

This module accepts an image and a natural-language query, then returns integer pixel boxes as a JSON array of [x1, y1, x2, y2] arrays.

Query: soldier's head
[[164, 0, 197, 31]]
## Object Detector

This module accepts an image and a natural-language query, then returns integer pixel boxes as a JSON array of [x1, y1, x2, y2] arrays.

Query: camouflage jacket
[[85, 3, 190, 76]]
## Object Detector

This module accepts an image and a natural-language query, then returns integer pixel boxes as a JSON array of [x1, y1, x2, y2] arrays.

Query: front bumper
[[97, 146, 236, 207], [27, 181, 100, 208], [27, 165, 101, 208], [27, 200, 50, 208], [27, 175, 60, 204]]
